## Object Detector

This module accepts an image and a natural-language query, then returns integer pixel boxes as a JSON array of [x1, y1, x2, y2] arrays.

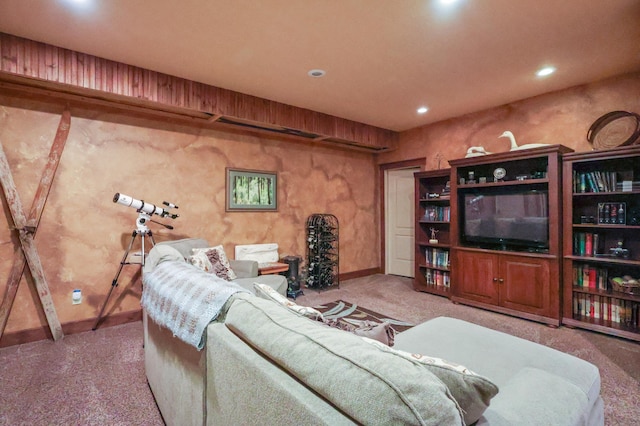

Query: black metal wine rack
[[306, 214, 339, 289]]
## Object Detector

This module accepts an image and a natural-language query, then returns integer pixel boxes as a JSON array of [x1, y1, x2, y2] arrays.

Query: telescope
[[95, 192, 179, 330], [113, 193, 179, 219]]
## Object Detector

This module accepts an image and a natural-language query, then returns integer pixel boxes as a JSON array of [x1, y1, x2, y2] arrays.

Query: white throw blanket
[[142, 261, 249, 349]]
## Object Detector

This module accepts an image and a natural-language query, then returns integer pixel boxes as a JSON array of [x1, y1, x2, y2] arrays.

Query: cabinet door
[[454, 251, 499, 304], [499, 255, 553, 317]]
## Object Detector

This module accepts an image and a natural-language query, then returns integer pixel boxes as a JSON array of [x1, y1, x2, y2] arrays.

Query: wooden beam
[[0, 110, 70, 341], [0, 32, 397, 151]]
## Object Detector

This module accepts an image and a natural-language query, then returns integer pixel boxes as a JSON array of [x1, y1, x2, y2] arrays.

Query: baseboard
[[0, 309, 142, 348], [339, 267, 381, 281]]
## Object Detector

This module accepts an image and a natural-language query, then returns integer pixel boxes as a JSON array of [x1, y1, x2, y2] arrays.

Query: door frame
[[379, 158, 425, 274]]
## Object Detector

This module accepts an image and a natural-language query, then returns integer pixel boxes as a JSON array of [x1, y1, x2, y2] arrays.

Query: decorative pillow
[[189, 246, 237, 281], [253, 282, 324, 320], [189, 250, 214, 273], [351, 320, 395, 346], [362, 337, 499, 426], [320, 317, 396, 346]]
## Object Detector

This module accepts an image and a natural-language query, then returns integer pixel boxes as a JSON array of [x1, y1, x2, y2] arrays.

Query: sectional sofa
[[142, 239, 604, 425]]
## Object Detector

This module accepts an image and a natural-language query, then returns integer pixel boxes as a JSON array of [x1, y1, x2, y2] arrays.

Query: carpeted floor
[[1, 274, 638, 425]]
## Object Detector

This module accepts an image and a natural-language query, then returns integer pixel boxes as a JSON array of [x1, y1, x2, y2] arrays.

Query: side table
[[258, 262, 289, 275]]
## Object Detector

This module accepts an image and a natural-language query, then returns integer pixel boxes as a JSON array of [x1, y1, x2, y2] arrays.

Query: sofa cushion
[[479, 367, 589, 426], [394, 317, 602, 425], [253, 282, 324, 320], [143, 245, 186, 274], [225, 294, 464, 425], [362, 337, 498, 425], [394, 317, 601, 408]]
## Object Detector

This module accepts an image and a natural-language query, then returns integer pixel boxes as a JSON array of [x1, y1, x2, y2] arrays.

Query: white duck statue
[[500, 131, 550, 151]]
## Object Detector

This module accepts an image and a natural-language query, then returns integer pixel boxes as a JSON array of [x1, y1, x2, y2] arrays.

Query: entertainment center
[[414, 144, 640, 341]]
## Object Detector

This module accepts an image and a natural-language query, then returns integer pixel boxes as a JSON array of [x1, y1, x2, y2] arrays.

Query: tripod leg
[[93, 231, 138, 330]]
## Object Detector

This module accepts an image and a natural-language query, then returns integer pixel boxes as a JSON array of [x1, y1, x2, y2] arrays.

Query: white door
[[385, 168, 418, 277]]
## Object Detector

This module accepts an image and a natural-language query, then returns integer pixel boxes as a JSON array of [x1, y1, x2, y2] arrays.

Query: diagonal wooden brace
[[0, 110, 70, 341]]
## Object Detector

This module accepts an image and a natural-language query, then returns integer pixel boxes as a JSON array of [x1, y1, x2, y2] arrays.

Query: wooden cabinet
[[454, 249, 558, 325], [454, 249, 499, 304], [414, 169, 451, 297], [562, 145, 640, 342], [449, 145, 571, 326]]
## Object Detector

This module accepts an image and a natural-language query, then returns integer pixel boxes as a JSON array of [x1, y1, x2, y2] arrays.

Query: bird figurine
[[500, 131, 550, 151], [465, 146, 492, 157]]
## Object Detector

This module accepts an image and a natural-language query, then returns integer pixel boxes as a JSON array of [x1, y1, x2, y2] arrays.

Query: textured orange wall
[[2, 72, 639, 341], [0, 95, 379, 336], [379, 73, 640, 169]]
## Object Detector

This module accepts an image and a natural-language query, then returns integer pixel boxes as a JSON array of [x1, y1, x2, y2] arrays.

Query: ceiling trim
[[0, 33, 397, 152]]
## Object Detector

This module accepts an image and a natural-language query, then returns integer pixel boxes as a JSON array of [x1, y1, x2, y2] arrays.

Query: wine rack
[[306, 214, 339, 289]]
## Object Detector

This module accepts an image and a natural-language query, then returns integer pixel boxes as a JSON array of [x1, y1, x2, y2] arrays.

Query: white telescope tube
[[113, 193, 179, 219]]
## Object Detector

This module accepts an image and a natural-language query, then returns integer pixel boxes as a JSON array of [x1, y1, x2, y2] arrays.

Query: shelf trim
[[565, 255, 640, 266], [419, 264, 450, 272], [571, 285, 640, 303], [457, 178, 548, 189]]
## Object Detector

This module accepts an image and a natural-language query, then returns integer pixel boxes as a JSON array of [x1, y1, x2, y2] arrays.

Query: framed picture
[[226, 168, 278, 211]]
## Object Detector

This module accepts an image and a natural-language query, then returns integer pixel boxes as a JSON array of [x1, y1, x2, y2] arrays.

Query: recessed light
[[536, 66, 556, 77], [417, 106, 429, 114], [308, 69, 326, 78]]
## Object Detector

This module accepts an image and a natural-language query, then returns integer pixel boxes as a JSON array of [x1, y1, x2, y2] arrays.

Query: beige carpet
[[1, 273, 638, 425], [295, 274, 640, 425]]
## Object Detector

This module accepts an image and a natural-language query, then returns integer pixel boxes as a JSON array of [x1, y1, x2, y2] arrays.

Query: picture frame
[[226, 168, 278, 211]]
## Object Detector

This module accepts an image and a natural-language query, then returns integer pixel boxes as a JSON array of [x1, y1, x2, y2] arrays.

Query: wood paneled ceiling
[[1, 0, 639, 132]]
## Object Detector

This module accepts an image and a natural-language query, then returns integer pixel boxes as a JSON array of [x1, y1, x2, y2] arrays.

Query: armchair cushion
[[229, 259, 259, 278]]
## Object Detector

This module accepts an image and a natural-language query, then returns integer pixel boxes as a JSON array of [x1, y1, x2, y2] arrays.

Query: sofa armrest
[[230, 259, 259, 278]]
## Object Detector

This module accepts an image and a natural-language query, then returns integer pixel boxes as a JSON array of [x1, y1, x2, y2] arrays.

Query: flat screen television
[[460, 188, 549, 251]]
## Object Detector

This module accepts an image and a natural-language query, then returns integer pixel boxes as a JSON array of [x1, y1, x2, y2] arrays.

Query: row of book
[[425, 270, 450, 287], [422, 206, 451, 222], [573, 294, 639, 327], [425, 248, 450, 268], [572, 170, 632, 193], [572, 264, 609, 290], [573, 232, 602, 257]]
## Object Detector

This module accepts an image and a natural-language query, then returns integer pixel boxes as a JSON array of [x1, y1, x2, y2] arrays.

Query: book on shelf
[[573, 232, 601, 256], [573, 170, 635, 193], [423, 206, 450, 222], [573, 294, 639, 326], [572, 264, 608, 290], [425, 248, 450, 268], [424, 270, 450, 287]]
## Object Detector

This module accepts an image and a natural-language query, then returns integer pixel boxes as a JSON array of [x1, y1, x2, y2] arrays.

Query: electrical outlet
[[72, 289, 82, 305]]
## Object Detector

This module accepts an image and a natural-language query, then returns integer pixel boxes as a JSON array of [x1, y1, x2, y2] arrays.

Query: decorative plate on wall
[[587, 110, 640, 150]]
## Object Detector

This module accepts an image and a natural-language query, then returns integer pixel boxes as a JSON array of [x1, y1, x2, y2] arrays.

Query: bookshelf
[[562, 145, 640, 342], [414, 169, 451, 297]]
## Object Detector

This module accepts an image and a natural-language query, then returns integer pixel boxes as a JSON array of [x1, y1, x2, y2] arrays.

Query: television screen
[[462, 189, 549, 250]]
